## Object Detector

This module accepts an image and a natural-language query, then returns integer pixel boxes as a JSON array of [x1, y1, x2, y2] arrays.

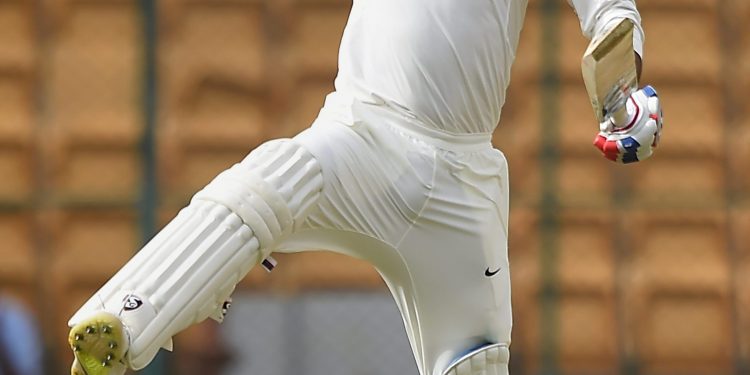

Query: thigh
[[291, 113, 437, 245], [392, 150, 512, 375], [284, 109, 512, 375]]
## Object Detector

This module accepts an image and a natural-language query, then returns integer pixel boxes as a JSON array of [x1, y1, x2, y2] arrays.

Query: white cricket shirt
[[333, 0, 644, 135]]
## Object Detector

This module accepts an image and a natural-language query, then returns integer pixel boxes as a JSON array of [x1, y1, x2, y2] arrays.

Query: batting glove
[[593, 85, 663, 164]]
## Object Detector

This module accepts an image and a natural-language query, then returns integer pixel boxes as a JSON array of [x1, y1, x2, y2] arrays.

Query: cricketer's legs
[[67, 139, 322, 374], [276, 100, 513, 375]]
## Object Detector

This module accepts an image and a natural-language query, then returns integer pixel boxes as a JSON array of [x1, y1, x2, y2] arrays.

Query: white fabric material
[[569, 0, 644, 58], [335, 0, 529, 135], [68, 140, 322, 370], [335, 0, 643, 136], [442, 344, 510, 375], [275, 99, 512, 375]]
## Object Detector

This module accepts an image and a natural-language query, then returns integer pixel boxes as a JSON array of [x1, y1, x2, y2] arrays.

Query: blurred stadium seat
[[556, 212, 620, 374], [555, 155, 614, 208], [642, 8, 721, 86], [44, 1, 143, 204], [0, 0, 35, 71], [625, 211, 734, 374], [158, 0, 270, 204], [637, 295, 733, 375], [0, 1, 36, 204], [46, 208, 139, 366], [627, 212, 729, 294], [737, 208, 750, 367], [293, 4, 349, 78], [0, 211, 36, 308], [626, 157, 726, 208], [511, 6, 541, 83], [557, 294, 619, 374], [505, 208, 541, 373]]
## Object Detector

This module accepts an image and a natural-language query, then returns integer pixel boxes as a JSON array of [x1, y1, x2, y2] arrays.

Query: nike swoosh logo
[[485, 267, 501, 277]]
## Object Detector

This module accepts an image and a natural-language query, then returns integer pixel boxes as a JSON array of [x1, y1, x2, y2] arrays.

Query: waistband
[[328, 94, 493, 153], [381, 111, 494, 153]]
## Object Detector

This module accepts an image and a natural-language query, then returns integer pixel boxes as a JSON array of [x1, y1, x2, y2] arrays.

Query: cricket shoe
[[69, 311, 129, 375]]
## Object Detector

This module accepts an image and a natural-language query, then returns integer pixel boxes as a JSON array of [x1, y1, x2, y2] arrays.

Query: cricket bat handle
[[611, 105, 630, 127]]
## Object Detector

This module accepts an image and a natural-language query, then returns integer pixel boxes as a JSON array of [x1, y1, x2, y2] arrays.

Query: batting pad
[[69, 139, 322, 370], [442, 343, 510, 375]]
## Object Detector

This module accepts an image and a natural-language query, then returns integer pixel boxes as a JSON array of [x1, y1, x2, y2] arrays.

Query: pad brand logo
[[123, 295, 143, 311]]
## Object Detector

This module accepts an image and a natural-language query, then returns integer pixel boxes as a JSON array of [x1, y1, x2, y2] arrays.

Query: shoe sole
[[68, 311, 127, 375]]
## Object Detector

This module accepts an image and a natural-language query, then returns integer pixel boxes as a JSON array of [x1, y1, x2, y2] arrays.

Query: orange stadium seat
[[511, 7, 541, 83], [0, 76, 34, 143], [293, 4, 350, 78], [173, 84, 267, 148], [508, 209, 541, 333], [635, 295, 733, 375], [556, 212, 620, 373], [270, 1, 350, 139], [556, 155, 614, 208], [744, 3, 750, 92], [48, 208, 138, 349], [49, 209, 139, 286], [655, 85, 724, 157], [46, 145, 142, 204], [0, 1, 36, 204], [505, 208, 541, 373], [642, 9, 721, 85], [627, 211, 729, 295], [638, 0, 719, 9], [296, 0, 351, 5], [557, 212, 616, 293], [557, 294, 620, 375], [0, 211, 36, 303], [157, 85, 267, 202], [625, 156, 726, 208], [157, 80, 267, 168], [0, 0, 35, 71], [44, 1, 143, 204], [504, 155, 541, 207], [159, 0, 268, 117], [731, 120, 750, 195], [47, 2, 142, 145], [276, 79, 335, 138], [494, 85, 542, 157], [624, 212, 734, 374], [494, 85, 543, 206], [558, 10, 591, 82], [0, 121, 35, 205], [744, 32, 750, 125], [557, 84, 603, 154], [160, 1, 267, 94], [159, 0, 273, 202], [508, 209, 541, 299], [158, 144, 251, 204], [733, 208, 750, 359]]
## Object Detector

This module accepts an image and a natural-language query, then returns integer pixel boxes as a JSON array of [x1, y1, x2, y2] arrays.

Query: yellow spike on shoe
[[68, 312, 128, 375]]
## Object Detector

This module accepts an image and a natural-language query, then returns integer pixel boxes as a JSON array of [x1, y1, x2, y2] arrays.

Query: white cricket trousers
[[279, 95, 513, 375]]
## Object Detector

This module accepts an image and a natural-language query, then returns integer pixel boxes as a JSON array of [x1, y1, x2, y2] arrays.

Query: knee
[[193, 139, 323, 248]]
